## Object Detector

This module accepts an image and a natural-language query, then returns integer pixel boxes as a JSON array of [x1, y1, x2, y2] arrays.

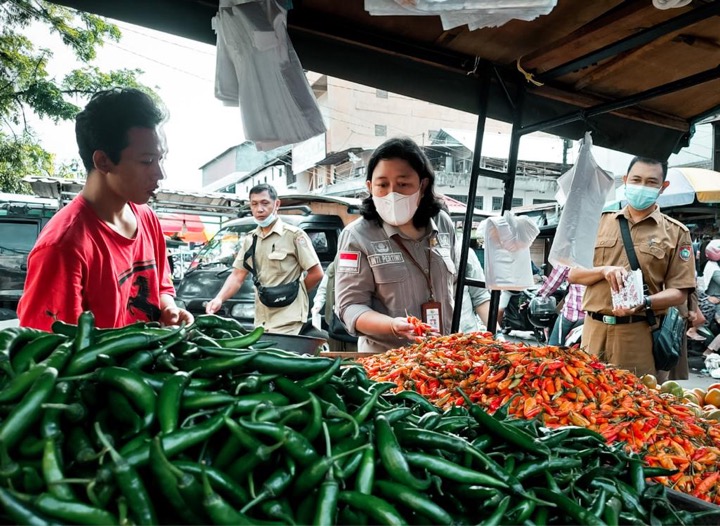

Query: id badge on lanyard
[[422, 301, 442, 334]]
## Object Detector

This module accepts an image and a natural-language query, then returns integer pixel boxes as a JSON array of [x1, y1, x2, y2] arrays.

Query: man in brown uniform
[[569, 157, 695, 377]]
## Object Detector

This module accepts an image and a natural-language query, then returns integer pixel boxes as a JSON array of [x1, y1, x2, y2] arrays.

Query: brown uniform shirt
[[232, 218, 320, 334], [581, 207, 695, 377], [583, 207, 696, 315]]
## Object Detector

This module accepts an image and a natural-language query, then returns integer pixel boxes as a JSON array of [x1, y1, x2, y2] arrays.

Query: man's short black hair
[[249, 183, 278, 200], [627, 156, 668, 181], [360, 137, 443, 228], [75, 88, 167, 173]]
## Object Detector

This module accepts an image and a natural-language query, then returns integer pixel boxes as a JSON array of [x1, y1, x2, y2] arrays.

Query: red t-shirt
[[18, 196, 175, 330]]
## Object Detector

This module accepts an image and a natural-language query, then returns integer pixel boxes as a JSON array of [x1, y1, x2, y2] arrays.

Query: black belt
[[588, 312, 647, 325]]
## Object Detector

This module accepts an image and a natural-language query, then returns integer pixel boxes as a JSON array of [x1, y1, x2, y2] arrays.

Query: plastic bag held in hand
[[483, 211, 540, 290], [549, 132, 614, 269]]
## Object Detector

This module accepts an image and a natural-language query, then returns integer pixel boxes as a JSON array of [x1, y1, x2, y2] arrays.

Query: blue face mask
[[625, 184, 661, 211], [254, 213, 277, 228]]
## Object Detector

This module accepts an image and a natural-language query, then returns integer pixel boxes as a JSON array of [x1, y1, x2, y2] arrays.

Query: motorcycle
[[500, 285, 566, 343]]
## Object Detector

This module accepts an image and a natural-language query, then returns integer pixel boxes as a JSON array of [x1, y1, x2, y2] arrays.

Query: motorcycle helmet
[[528, 296, 557, 329], [706, 240, 720, 262]]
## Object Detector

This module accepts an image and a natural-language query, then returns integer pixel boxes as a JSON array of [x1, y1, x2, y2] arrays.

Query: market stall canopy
[[605, 166, 720, 210], [158, 213, 209, 244], [46, 0, 720, 161]]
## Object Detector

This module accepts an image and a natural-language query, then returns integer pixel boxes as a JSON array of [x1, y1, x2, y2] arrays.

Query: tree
[[0, 0, 150, 193]]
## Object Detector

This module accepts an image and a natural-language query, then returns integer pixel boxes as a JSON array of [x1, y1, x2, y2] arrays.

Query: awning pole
[[485, 88, 526, 335], [451, 68, 490, 333]]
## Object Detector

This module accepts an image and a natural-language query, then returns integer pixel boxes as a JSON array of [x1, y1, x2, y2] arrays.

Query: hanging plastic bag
[[548, 132, 614, 269], [483, 211, 539, 290]]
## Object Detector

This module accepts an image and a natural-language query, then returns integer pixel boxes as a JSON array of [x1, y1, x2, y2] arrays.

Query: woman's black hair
[[360, 136, 443, 228]]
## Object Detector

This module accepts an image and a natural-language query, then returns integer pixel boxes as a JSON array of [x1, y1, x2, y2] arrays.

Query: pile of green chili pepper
[[0, 312, 717, 525]]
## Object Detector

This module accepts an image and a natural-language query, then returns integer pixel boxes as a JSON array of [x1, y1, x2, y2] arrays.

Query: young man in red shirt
[[18, 88, 193, 330]]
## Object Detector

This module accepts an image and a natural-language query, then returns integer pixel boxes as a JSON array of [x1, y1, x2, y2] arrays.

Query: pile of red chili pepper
[[358, 332, 720, 504]]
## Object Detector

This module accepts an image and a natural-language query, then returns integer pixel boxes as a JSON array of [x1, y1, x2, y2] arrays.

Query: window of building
[[375, 124, 387, 137], [376, 89, 388, 98], [491, 197, 523, 210], [533, 199, 556, 205]]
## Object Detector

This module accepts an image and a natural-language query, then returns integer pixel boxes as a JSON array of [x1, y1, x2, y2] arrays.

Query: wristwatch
[[643, 295, 653, 311]]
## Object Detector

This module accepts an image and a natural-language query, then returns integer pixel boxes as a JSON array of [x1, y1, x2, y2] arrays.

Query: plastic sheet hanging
[[482, 211, 540, 290], [364, 0, 557, 30], [213, 0, 326, 151], [548, 132, 614, 270]]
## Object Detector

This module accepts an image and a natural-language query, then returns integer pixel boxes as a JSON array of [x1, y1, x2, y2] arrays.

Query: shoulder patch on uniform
[[295, 235, 307, 247], [337, 251, 360, 273], [679, 244, 692, 262]]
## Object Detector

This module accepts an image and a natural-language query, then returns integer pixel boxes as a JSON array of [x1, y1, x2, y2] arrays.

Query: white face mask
[[372, 190, 421, 226], [254, 212, 277, 228]]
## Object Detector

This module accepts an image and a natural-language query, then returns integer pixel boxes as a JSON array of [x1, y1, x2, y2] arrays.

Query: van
[[175, 195, 361, 328], [0, 193, 57, 319]]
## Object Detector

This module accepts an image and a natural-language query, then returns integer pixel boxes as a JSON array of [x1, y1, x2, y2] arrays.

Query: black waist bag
[[243, 234, 301, 309], [256, 280, 300, 308], [652, 306, 684, 371]]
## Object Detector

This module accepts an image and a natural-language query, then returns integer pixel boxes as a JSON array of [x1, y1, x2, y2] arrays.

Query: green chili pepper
[[239, 420, 319, 467], [338, 491, 405, 526], [177, 351, 257, 377], [73, 311, 95, 353], [534, 488, 606, 526], [250, 352, 335, 376], [10, 333, 66, 375], [214, 326, 264, 349], [240, 458, 296, 514], [298, 357, 341, 390], [120, 406, 230, 466], [106, 390, 144, 438], [260, 498, 297, 525], [0, 486, 51, 525], [41, 436, 76, 501], [200, 462, 253, 525], [457, 388, 550, 457], [313, 476, 339, 526], [483, 494, 511, 526], [174, 460, 249, 508], [0, 367, 57, 449], [375, 479, 453, 525], [513, 457, 583, 482], [32, 492, 116, 525], [328, 382, 394, 440], [375, 413, 431, 491], [66, 426, 97, 464], [157, 371, 191, 435], [94, 422, 157, 526], [355, 444, 375, 494], [0, 327, 44, 359], [403, 451, 508, 488], [191, 314, 248, 333], [316, 383, 347, 412], [65, 327, 182, 375], [95, 366, 157, 430]]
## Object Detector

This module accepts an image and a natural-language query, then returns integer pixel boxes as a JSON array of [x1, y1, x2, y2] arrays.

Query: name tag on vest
[[368, 253, 404, 266]]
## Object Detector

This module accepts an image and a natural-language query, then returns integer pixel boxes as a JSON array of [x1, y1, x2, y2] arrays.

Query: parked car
[[175, 195, 360, 328], [0, 193, 57, 319]]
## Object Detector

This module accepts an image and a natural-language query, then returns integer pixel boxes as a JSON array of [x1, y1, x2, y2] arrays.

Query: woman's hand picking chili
[[389, 317, 417, 341]]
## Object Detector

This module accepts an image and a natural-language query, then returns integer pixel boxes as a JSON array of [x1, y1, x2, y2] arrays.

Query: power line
[[106, 41, 213, 82], [114, 22, 216, 57]]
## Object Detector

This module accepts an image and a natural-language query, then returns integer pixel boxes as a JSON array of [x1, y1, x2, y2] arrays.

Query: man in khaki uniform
[[206, 184, 324, 334], [569, 157, 695, 377]]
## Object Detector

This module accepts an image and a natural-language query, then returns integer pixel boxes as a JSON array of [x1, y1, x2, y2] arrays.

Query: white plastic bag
[[548, 132, 614, 269], [483, 211, 539, 290]]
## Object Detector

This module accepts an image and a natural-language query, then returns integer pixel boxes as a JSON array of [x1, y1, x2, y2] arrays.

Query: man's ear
[[659, 180, 670, 194], [622, 175, 628, 185], [92, 150, 113, 175], [365, 180, 372, 194]]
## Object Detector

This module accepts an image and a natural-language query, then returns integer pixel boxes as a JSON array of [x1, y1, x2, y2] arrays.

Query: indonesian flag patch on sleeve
[[338, 251, 360, 273]]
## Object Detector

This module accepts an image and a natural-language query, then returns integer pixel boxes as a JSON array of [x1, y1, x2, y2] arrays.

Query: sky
[[23, 12, 715, 193], [26, 17, 246, 192]]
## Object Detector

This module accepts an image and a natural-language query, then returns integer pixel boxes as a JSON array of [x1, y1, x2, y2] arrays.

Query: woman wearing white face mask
[[334, 137, 459, 353]]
